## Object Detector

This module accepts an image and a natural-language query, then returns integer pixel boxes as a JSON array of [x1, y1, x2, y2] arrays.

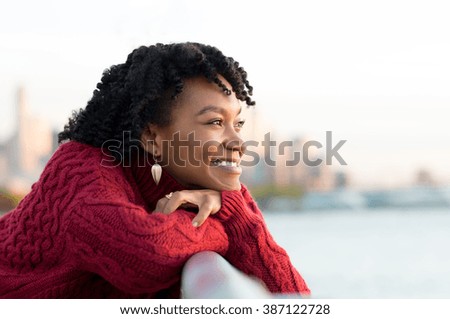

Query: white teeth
[[219, 161, 237, 167], [212, 160, 238, 167]]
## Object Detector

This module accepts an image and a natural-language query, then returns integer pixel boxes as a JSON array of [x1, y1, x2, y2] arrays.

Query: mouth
[[210, 158, 240, 167]]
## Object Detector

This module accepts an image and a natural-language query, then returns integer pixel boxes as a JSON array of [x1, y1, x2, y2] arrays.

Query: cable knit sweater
[[0, 141, 310, 298]]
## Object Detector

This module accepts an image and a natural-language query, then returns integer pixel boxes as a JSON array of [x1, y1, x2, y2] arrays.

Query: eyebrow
[[195, 105, 242, 116]]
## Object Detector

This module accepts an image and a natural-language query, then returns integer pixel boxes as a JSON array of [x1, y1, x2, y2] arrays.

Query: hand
[[153, 190, 221, 227]]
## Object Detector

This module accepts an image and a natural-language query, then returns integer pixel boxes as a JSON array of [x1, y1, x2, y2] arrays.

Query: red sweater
[[0, 141, 310, 298]]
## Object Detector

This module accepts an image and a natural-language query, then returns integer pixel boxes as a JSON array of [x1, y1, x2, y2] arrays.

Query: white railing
[[181, 251, 302, 299]]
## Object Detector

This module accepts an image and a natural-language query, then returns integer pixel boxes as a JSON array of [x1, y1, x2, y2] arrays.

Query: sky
[[1, 0, 449, 189]]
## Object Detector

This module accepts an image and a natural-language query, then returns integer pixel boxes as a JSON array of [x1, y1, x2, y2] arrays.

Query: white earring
[[151, 161, 162, 185]]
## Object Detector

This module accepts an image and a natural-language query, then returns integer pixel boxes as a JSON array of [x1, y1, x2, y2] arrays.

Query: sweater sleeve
[[66, 199, 229, 295], [216, 185, 311, 296]]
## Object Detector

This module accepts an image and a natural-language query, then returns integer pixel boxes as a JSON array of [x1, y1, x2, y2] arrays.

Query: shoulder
[[43, 140, 106, 179], [45, 140, 104, 172], [37, 141, 133, 203]]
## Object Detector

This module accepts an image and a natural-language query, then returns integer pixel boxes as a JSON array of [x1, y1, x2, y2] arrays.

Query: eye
[[209, 119, 223, 126], [235, 120, 246, 128]]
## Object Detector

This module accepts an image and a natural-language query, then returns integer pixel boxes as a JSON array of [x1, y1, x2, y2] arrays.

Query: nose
[[223, 127, 246, 156]]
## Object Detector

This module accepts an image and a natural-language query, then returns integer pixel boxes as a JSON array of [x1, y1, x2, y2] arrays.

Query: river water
[[264, 208, 450, 298]]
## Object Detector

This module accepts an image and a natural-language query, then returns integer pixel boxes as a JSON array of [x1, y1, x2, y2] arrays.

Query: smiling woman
[[0, 42, 310, 298]]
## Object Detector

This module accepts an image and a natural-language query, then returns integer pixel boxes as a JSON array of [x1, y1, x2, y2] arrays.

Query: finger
[[161, 191, 192, 214], [153, 198, 169, 213], [178, 190, 221, 215], [192, 203, 214, 227]]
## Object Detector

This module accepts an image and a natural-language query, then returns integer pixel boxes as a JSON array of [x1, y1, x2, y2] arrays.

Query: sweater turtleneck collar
[[124, 153, 185, 211]]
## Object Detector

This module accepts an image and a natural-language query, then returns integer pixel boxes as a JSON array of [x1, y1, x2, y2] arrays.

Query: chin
[[214, 182, 241, 191]]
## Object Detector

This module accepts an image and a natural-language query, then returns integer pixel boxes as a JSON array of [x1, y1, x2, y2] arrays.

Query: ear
[[140, 124, 164, 158]]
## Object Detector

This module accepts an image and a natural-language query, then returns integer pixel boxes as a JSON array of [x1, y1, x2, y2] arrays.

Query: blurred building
[[334, 171, 350, 189], [0, 87, 55, 194], [415, 168, 436, 187], [0, 144, 7, 186], [240, 106, 335, 192], [276, 135, 335, 192]]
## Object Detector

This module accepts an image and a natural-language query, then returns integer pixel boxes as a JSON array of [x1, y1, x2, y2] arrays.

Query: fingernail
[[192, 221, 199, 227]]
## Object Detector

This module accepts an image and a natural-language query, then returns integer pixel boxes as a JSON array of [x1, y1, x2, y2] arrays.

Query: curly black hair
[[58, 42, 255, 163]]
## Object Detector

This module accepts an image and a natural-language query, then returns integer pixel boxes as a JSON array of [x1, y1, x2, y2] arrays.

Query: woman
[[0, 42, 310, 298]]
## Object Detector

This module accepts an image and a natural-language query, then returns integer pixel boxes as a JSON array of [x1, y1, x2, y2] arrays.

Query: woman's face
[[148, 76, 246, 191]]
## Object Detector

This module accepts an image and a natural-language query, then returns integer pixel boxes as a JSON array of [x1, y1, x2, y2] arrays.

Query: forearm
[[67, 201, 228, 294]]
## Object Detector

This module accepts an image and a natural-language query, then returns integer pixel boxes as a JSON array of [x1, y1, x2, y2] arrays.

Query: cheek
[[201, 140, 223, 161], [164, 128, 225, 169], [169, 139, 209, 168]]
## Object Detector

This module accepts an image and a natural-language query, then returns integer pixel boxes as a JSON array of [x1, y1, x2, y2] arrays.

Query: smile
[[210, 159, 239, 167]]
